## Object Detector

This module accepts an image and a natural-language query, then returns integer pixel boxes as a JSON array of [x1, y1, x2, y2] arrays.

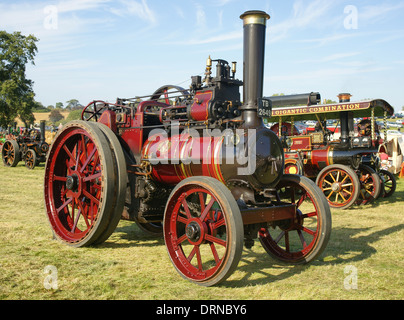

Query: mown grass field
[[0, 162, 403, 300]]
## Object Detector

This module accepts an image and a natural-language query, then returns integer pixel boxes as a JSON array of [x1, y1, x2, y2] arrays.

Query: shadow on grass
[[223, 223, 404, 287], [98, 222, 165, 249], [96, 215, 404, 288]]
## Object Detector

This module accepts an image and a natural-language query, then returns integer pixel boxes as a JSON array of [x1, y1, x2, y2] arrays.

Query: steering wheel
[[150, 85, 190, 105], [81, 101, 108, 122]]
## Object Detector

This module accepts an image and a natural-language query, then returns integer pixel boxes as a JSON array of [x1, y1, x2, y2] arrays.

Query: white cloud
[[195, 4, 206, 29], [57, 0, 111, 13], [359, 2, 404, 23], [322, 52, 361, 62], [269, 65, 391, 82], [108, 0, 157, 24], [269, 0, 337, 43]]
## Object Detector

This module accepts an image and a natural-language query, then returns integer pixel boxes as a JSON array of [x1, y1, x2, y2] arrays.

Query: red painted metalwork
[[189, 91, 212, 121]]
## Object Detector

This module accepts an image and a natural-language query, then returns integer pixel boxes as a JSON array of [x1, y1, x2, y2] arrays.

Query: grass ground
[[0, 162, 403, 300]]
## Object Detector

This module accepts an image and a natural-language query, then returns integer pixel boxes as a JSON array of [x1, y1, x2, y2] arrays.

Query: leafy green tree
[[66, 109, 83, 121], [66, 99, 82, 110], [55, 102, 63, 109], [0, 31, 38, 128], [49, 109, 64, 123]]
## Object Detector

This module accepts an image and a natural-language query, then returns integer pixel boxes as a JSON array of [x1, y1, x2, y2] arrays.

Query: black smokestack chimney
[[338, 93, 352, 146], [240, 10, 270, 128], [40, 120, 46, 143]]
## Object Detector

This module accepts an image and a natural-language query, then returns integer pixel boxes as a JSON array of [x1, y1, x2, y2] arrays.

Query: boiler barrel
[[141, 128, 283, 189], [310, 145, 376, 170]]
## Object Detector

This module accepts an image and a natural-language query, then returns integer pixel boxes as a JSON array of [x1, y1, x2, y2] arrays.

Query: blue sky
[[1, 0, 404, 111]]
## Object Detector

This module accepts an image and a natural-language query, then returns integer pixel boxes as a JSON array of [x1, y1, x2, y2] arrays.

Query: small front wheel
[[164, 176, 243, 286], [259, 174, 332, 264], [25, 149, 37, 170], [316, 164, 360, 209], [379, 169, 396, 198], [356, 165, 381, 205]]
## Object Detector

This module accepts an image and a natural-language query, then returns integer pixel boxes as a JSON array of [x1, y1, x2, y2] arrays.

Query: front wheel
[[356, 165, 381, 205], [259, 174, 332, 264], [316, 164, 360, 210], [379, 169, 396, 198], [25, 149, 37, 170], [164, 176, 243, 286]]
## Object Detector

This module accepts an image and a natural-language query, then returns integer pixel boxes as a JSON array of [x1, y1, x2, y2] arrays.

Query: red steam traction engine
[[44, 11, 331, 286]]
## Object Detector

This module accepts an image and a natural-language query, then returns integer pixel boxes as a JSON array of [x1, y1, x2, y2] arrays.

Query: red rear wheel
[[44, 121, 117, 247], [164, 176, 243, 286]]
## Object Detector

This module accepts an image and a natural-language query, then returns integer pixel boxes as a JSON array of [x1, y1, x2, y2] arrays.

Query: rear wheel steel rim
[[44, 125, 114, 245], [2, 141, 16, 166]]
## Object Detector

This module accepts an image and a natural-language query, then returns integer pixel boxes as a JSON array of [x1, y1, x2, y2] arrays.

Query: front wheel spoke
[[195, 246, 203, 271], [323, 179, 333, 186], [212, 217, 225, 229], [302, 226, 316, 237], [274, 230, 285, 244], [302, 211, 317, 219], [181, 199, 192, 219], [200, 198, 215, 222], [342, 188, 352, 195], [340, 174, 349, 184], [284, 231, 290, 252], [198, 192, 206, 213], [176, 215, 188, 225], [297, 229, 307, 248], [210, 242, 220, 264], [341, 183, 353, 188], [366, 188, 374, 195], [296, 192, 307, 208]]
